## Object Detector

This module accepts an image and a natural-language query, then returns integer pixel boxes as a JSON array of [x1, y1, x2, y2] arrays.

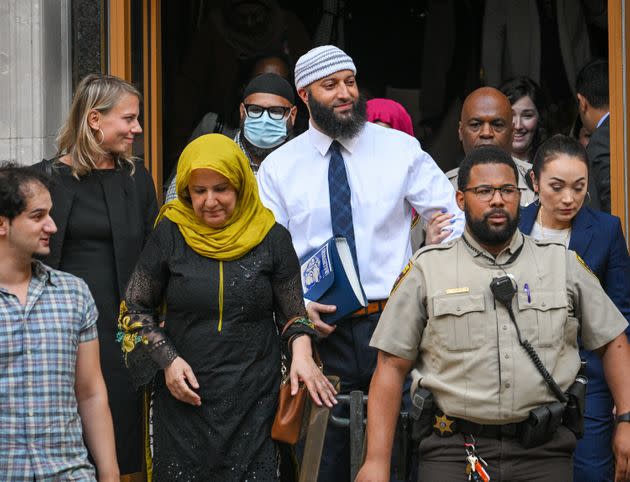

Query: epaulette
[[392, 240, 456, 294], [445, 167, 458, 182], [412, 239, 457, 261], [529, 236, 566, 248]]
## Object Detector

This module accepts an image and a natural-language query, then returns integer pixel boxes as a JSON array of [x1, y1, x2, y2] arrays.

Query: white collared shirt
[[257, 121, 464, 300], [596, 112, 610, 129]]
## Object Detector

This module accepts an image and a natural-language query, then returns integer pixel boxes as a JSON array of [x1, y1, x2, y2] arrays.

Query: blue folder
[[300, 237, 368, 324]]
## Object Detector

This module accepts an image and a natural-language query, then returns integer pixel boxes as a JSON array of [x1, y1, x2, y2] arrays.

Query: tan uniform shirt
[[445, 157, 537, 207], [371, 230, 627, 424]]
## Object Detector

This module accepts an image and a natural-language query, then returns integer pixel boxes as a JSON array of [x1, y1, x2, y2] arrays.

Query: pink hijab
[[366, 98, 414, 137]]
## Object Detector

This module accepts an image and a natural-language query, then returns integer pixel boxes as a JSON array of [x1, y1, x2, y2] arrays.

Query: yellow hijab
[[156, 133, 275, 260], [156, 134, 276, 331]]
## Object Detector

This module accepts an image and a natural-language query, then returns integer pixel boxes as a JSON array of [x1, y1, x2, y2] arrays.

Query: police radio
[[489, 275, 517, 305]]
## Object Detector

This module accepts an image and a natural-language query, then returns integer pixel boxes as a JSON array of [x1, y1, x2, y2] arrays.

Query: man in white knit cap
[[257, 45, 463, 481]]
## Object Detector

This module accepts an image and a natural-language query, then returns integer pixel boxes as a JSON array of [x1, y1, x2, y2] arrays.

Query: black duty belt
[[433, 410, 522, 439]]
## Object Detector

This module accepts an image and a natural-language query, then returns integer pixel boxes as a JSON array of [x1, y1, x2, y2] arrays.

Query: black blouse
[[121, 219, 313, 386], [120, 219, 315, 480]]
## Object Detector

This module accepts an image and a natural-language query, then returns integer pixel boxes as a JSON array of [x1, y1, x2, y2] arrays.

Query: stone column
[[0, 0, 71, 166]]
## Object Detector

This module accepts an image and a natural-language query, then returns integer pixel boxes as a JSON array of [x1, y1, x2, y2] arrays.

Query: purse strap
[[281, 316, 301, 336]]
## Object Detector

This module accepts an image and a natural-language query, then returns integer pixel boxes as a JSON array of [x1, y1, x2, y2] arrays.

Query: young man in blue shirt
[[0, 164, 119, 481]]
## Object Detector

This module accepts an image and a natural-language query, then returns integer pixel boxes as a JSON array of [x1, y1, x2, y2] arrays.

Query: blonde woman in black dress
[[33, 73, 157, 477]]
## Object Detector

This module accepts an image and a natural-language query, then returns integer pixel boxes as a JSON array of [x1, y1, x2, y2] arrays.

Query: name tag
[[445, 287, 470, 295]]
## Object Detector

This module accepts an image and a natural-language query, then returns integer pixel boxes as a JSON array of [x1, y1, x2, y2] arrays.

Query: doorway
[[108, 0, 629, 231]]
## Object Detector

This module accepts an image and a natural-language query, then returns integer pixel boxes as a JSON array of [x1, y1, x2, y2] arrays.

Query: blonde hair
[[56, 74, 142, 177]]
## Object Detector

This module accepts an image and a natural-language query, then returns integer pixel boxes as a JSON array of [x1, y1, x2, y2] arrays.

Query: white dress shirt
[[597, 112, 610, 129], [257, 121, 464, 300]]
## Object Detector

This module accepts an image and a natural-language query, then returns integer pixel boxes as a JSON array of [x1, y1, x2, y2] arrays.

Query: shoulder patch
[[411, 211, 421, 229], [391, 260, 413, 295], [575, 253, 598, 280]]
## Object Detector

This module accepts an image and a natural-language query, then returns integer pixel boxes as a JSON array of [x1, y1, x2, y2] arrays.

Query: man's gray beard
[[240, 122, 294, 163], [308, 93, 367, 139]]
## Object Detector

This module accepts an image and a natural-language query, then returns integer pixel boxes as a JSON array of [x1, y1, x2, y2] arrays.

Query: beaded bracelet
[[292, 317, 315, 330]]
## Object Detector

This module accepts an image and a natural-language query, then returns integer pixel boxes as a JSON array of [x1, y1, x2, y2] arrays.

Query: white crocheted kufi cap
[[294, 45, 356, 90]]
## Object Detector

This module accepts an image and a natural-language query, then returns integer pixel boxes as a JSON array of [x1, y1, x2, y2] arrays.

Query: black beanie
[[243, 73, 295, 104]]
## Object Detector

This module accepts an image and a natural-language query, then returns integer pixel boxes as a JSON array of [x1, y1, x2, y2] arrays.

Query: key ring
[[463, 433, 477, 454]]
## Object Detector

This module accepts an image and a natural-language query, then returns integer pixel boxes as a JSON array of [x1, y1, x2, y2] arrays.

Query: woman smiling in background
[[500, 76, 548, 164]]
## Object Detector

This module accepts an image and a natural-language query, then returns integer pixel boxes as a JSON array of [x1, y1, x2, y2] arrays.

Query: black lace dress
[[121, 219, 313, 481]]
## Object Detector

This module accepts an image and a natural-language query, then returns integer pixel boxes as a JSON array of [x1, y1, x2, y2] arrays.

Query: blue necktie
[[328, 140, 359, 271]]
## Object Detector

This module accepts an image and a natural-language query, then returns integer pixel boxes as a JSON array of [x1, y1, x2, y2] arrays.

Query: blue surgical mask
[[243, 112, 288, 148]]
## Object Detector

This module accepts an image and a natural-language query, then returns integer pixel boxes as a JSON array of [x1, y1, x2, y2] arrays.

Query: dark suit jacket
[[586, 115, 610, 213], [32, 158, 158, 299], [520, 203, 630, 327]]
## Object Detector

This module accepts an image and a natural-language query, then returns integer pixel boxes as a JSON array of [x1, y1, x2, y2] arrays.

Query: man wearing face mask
[[165, 73, 296, 202]]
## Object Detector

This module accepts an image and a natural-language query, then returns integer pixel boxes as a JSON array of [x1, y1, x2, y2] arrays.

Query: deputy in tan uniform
[[357, 146, 630, 482], [411, 87, 536, 252]]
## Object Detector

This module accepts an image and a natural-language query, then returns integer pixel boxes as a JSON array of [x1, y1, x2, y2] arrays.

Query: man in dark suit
[[576, 58, 610, 212]]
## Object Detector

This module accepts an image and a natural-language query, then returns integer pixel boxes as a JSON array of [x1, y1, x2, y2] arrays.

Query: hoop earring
[[94, 128, 104, 145]]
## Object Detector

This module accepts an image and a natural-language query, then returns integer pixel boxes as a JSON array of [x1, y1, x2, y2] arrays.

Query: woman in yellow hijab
[[118, 134, 336, 481]]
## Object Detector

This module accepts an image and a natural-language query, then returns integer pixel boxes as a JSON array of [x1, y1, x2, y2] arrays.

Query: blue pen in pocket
[[523, 283, 531, 304]]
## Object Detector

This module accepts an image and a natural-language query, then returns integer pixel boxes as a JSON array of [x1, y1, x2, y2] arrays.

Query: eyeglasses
[[462, 184, 522, 202], [244, 104, 291, 120]]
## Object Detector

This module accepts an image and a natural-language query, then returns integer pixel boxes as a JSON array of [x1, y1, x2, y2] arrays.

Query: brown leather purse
[[271, 317, 321, 444]]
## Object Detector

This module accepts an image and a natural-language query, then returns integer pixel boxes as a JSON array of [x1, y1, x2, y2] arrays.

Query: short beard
[[465, 207, 520, 246], [308, 91, 367, 139], [240, 121, 294, 163]]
